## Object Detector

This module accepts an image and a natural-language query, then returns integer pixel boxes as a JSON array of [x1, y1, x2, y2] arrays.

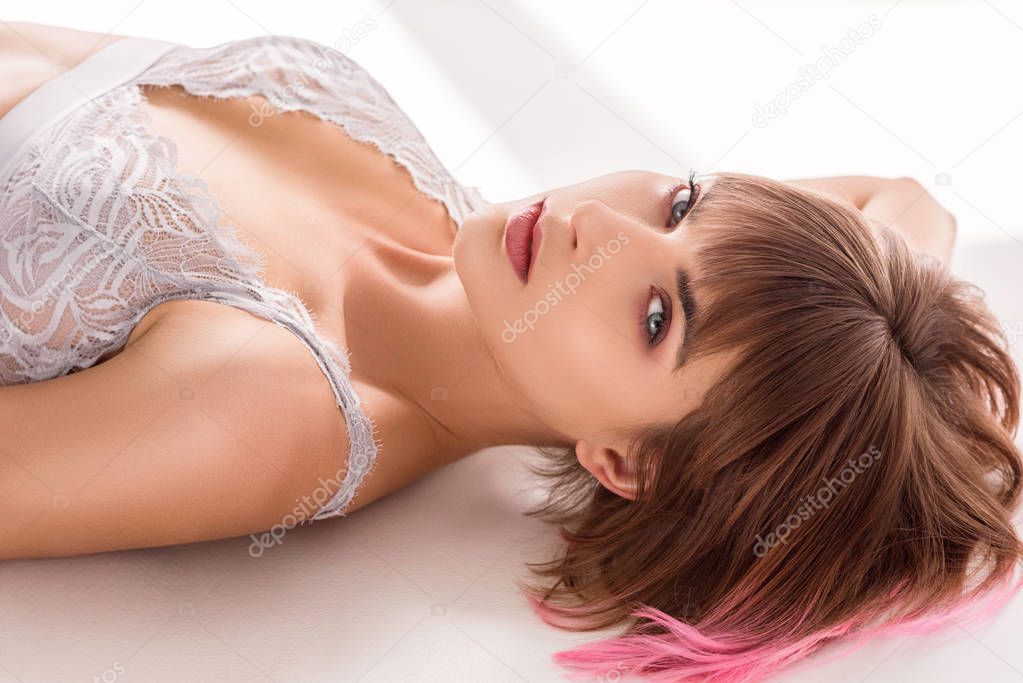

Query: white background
[[2, 1, 1022, 682]]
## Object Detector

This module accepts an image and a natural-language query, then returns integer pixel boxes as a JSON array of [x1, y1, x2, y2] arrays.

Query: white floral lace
[[0, 35, 487, 521]]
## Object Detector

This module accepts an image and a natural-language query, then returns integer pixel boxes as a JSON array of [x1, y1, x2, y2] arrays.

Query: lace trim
[[135, 35, 487, 227]]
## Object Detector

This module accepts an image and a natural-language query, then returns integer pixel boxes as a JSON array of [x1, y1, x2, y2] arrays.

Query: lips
[[504, 198, 546, 284]]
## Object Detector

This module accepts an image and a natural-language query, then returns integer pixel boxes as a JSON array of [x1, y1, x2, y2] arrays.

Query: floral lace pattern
[[0, 35, 487, 521]]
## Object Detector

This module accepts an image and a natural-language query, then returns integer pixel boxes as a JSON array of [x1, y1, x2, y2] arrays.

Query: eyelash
[[664, 168, 700, 229], [640, 170, 699, 347]]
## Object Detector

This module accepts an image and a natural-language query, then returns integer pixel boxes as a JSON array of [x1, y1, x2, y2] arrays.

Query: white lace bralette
[[0, 35, 487, 521]]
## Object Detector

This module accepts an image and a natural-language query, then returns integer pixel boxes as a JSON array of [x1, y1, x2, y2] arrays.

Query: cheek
[[514, 304, 640, 430]]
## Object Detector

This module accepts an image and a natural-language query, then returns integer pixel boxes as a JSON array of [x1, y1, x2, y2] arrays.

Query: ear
[[575, 439, 638, 501]]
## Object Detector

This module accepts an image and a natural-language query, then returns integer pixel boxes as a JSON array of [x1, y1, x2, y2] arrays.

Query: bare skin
[[0, 22, 958, 559]]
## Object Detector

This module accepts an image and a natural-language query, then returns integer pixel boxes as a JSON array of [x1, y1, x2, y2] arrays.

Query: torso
[[1, 24, 468, 512], [138, 84, 467, 508]]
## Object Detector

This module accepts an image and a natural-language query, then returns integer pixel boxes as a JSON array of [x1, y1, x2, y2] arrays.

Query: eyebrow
[[674, 268, 696, 371]]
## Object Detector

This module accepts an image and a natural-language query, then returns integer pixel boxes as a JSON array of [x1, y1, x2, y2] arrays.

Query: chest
[[130, 85, 459, 491], [137, 84, 458, 300]]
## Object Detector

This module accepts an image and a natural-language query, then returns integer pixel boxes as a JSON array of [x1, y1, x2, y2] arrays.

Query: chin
[[451, 213, 477, 284], [453, 202, 508, 275], [453, 221, 520, 347], [452, 213, 494, 314]]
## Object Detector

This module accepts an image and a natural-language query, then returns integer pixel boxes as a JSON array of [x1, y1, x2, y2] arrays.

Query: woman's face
[[454, 170, 734, 481]]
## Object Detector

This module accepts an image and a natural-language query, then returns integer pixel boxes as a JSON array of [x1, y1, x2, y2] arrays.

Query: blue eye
[[640, 286, 671, 347], [666, 169, 699, 229]]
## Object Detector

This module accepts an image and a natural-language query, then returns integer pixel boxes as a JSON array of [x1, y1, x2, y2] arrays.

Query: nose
[[569, 198, 639, 258], [570, 199, 606, 255]]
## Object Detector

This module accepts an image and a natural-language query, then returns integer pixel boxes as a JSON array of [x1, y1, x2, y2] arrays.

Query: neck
[[343, 250, 561, 461]]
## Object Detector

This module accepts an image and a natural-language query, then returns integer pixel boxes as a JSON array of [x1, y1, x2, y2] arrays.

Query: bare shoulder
[[123, 298, 352, 489], [0, 298, 351, 558], [0, 20, 130, 60], [0, 21, 131, 119]]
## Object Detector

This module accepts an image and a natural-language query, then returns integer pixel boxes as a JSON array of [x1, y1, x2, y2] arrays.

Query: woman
[[2, 22, 1020, 682]]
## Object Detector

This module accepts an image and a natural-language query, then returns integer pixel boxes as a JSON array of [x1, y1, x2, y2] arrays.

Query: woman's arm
[[0, 22, 128, 120], [0, 300, 351, 559], [784, 175, 957, 265]]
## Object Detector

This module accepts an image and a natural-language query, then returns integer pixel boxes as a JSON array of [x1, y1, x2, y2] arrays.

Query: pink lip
[[504, 197, 546, 284]]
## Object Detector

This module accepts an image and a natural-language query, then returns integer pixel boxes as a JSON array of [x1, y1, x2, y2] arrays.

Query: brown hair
[[517, 172, 1023, 681]]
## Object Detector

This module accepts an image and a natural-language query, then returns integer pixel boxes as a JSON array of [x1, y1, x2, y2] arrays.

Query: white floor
[[2, 1, 1023, 681]]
